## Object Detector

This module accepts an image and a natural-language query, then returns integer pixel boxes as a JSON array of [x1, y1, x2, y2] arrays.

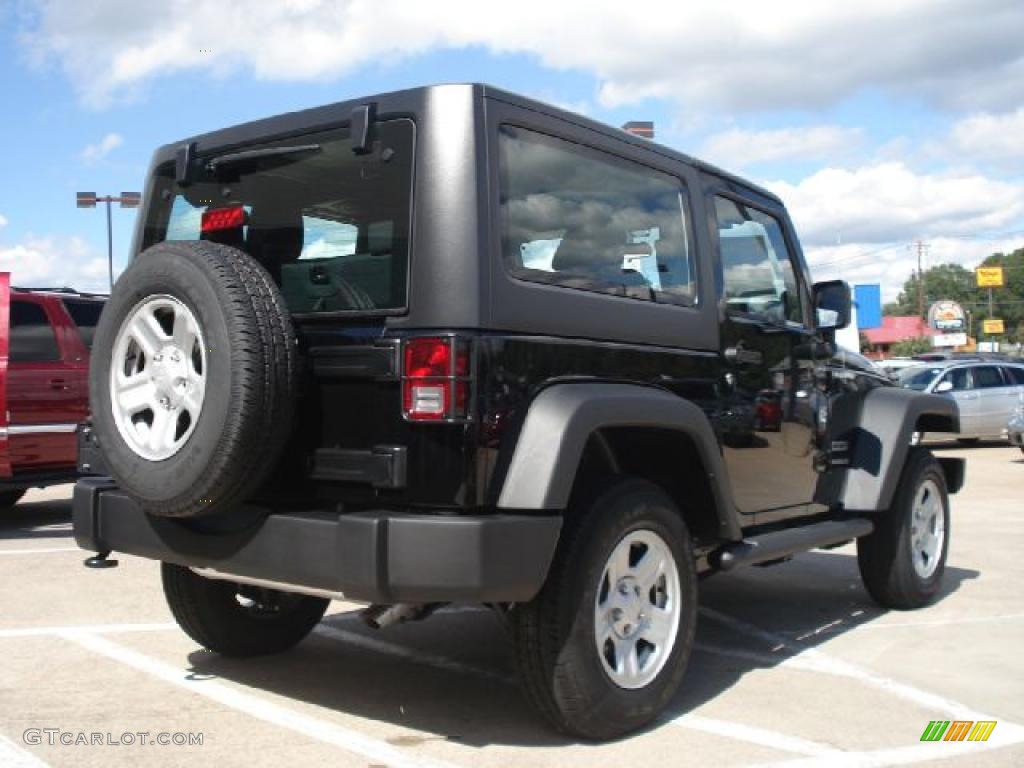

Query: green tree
[[975, 248, 1024, 345], [890, 337, 935, 357], [888, 263, 976, 317]]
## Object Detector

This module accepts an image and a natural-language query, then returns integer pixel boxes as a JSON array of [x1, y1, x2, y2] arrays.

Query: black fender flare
[[834, 387, 961, 512], [495, 382, 742, 541]]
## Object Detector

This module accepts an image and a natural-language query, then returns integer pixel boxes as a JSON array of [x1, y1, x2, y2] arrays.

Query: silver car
[[898, 360, 1024, 442], [1008, 406, 1024, 455]]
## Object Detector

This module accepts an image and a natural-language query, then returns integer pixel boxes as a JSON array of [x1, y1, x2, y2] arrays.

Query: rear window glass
[[498, 125, 696, 305], [1002, 366, 1024, 386], [10, 300, 60, 362], [62, 298, 104, 349], [143, 120, 414, 315]]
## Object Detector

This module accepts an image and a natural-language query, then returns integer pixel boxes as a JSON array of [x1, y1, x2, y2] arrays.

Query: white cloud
[[20, 0, 1024, 112], [0, 214, 7, 229], [700, 125, 862, 169], [0, 235, 111, 292], [766, 163, 1024, 247], [949, 108, 1024, 168], [80, 132, 123, 165]]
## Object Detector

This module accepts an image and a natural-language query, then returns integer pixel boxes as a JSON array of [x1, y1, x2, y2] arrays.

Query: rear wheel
[[512, 478, 697, 740], [161, 563, 329, 657], [89, 240, 297, 519], [0, 490, 26, 509], [858, 449, 949, 610]]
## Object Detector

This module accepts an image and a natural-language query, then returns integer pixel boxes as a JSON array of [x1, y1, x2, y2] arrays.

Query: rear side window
[[145, 120, 415, 315], [1002, 366, 1024, 386], [498, 125, 696, 305], [10, 300, 60, 363], [971, 366, 1005, 388], [62, 299, 104, 349]]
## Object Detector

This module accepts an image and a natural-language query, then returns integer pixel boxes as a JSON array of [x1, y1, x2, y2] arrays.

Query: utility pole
[[915, 239, 929, 320]]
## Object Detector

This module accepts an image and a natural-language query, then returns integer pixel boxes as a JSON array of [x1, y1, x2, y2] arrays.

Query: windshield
[[898, 366, 944, 391], [142, 119, 414, 315]]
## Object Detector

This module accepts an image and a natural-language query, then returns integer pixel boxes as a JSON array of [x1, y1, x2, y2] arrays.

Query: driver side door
[[708, 188, 824, 519]]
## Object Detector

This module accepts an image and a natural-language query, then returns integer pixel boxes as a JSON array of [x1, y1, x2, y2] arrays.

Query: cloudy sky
[[1, 0, 1022, 299]]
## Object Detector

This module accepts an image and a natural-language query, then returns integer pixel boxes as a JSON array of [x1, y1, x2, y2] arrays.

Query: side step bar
[[710, 518, 874, 572]]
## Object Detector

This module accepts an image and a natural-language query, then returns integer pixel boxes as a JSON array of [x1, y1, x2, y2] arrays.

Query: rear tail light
[[402, 337, 471, 422], [201, 206, 247, 232]]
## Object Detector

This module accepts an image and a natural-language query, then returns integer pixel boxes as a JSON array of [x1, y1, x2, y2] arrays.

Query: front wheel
[[512, 478, 697, 740], [162, 564, 329, 657], [857, 449, 949, 610]]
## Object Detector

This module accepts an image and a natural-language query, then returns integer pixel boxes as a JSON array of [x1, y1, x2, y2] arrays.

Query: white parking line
[[59, 631, 459, 768], [0, 733, 50, 768], [315, 620, 840, 757], [751, 732, 1024, 768], [668, 714, 839, 757], [699, 606, 1015, 724], [0, 547, 80, 555], [851, 612, 1024, 630], [0, 623, 176, 639]]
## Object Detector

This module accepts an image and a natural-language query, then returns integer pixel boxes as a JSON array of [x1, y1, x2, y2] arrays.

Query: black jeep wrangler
[[74, 84, 963, 740]]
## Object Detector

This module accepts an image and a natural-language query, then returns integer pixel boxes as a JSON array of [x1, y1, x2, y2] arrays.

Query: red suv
[[0, 275, 105, 508]]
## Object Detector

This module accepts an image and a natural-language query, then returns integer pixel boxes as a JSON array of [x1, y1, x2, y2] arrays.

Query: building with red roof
[[862, 316, 936, 359]]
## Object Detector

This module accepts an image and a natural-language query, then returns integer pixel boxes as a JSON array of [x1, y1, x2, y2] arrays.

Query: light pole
[[76, 192, 141, 290]]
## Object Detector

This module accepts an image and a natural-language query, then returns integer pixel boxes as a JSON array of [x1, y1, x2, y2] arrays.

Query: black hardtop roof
[[154, 83, 781, 206]]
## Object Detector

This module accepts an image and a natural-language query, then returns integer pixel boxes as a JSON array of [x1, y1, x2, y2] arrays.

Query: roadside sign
[[982, 318, 1005, 334], [932, 332, 967, 348], [927, 300, 966, 332], [976, 267, 1004, 288]]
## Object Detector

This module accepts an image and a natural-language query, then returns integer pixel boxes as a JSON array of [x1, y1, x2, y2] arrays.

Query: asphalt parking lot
[[1, 443, 1022, 768]]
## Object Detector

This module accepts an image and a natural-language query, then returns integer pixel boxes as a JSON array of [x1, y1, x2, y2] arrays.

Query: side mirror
[[935, 380, 954, 394], [813, 280, 851, 331]]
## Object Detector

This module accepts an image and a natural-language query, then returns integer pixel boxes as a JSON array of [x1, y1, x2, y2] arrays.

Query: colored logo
[[920, 721, 996, 742]]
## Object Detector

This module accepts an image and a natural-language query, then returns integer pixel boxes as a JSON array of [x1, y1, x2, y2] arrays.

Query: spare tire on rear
[[89, 240, 297, 519]]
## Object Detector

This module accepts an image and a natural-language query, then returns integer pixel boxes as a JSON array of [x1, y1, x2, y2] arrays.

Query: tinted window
[[971, 366, 1005, 389], [715, 197, 804, 325], [146, 120, 414, 314], [10, 300, 60, 363], [1002, 366, 1024, 386], [63, 299, 104, 349], [939, 368, 970, 391], [499, 125, 696, 304]]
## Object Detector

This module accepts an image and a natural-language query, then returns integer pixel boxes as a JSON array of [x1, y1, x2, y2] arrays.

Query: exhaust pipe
[[360, 603, 442, 629]]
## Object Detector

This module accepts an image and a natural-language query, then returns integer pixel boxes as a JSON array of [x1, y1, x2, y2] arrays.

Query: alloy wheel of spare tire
[[89, 240, 297, 519]]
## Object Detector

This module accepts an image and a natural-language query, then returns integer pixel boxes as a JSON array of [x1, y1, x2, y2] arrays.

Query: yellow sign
[[983, 318, 1005, 334], [976, 267, 1004, 287]]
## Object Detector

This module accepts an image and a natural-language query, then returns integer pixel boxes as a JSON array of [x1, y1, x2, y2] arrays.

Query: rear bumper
[[72, 478, 561, 603]]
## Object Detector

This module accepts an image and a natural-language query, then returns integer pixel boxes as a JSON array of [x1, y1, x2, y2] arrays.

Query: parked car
[[0, 280, 106, 508], [898, 360, 1024, 442], [1008, 406, 1024, 456], [73, 84, 963, 740]]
